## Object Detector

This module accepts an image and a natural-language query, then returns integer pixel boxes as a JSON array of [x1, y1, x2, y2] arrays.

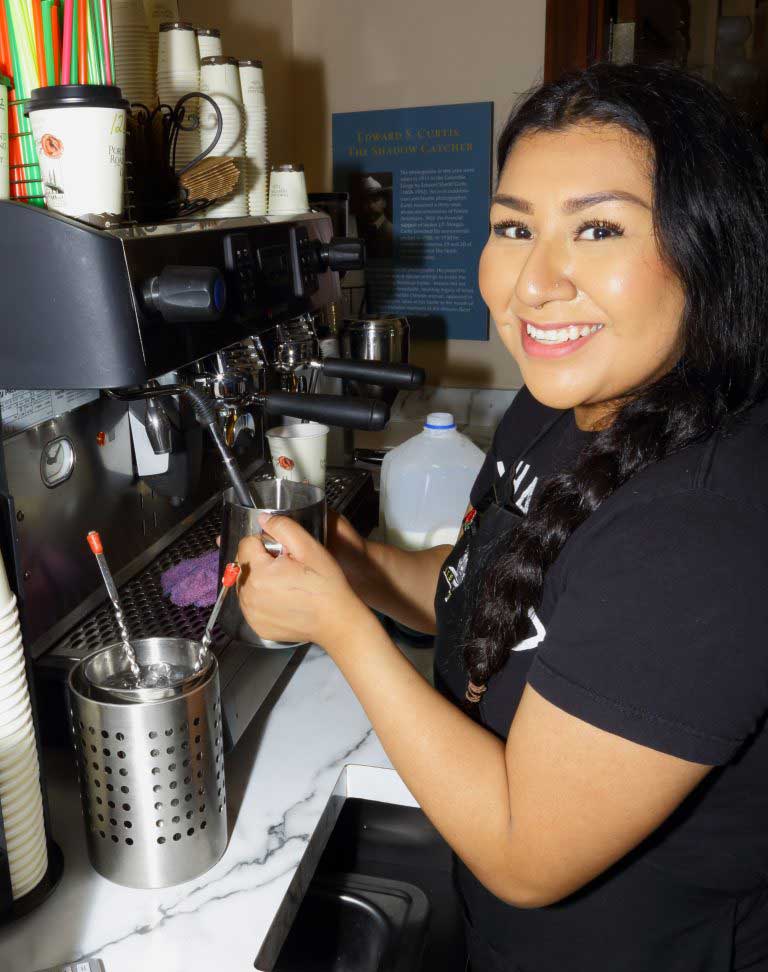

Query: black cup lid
[[159, 21, 194, 31], [195, 26, 220, 36], [25, 84, 128, 113], [238, 58, 263, 68]]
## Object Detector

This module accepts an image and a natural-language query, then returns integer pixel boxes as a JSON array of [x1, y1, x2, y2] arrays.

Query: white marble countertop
[[0, 642, 433, 972]]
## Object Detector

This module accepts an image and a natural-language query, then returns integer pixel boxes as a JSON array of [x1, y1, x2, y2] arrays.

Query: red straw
[[0, 0, 11, 77], [61, 0, 73, 84], [51, 2, 60, 83], [32, 0, 47, 87], [98, 0, 110, 83], [77, 0, 86, 83]]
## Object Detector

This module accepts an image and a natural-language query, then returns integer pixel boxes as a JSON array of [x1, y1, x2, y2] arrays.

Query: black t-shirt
[[434, 387, 768, 971]]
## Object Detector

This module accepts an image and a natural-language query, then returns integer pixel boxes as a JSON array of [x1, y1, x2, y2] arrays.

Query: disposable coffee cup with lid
[[25, 84, 129, 220]]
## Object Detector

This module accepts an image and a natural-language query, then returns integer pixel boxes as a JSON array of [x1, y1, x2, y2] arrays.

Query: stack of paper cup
[[112, 0, 155, 109], [199, 56, 247, 218], [143, 0, 179, 78], [239, 59, 268, 216], [0, 559, 48, 901], [157, 22, 200, 171], [196, 27, 222, 61], [268, 163, 309, 216], [0, 76, 9, 201]]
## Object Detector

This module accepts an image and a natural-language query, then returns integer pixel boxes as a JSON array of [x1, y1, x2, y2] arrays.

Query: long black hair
[[464, 63, 768, 697]]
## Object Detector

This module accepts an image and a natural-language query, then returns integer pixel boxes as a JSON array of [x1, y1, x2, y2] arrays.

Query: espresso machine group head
[[0, 201, 424, 748]]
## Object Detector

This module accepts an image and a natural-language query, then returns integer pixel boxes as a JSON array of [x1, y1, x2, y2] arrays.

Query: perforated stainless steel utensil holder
[[67, 639, 227, 888]]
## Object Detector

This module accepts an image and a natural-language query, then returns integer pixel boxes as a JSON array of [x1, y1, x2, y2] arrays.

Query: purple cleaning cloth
[[160, 549, 220, 608]]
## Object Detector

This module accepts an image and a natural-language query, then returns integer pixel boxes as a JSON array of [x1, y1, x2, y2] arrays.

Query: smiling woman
[[238, 63, 768, 972]]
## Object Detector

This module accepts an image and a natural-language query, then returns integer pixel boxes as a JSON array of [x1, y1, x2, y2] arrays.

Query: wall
[[177, 0, 547, 389], [291, 0, 547, 389]]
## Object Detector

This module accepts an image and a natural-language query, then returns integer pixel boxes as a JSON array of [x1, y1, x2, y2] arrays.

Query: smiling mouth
[[524, 320, 604, 345]]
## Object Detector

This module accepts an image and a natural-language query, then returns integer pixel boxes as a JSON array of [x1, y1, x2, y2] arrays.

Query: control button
[[141, 266, 226, 323]]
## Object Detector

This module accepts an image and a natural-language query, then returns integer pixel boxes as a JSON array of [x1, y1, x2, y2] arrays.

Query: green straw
[[42, 1, 54, 85], [70, 0, 77, 83], [86, 0, 97, 83], [88, 0, 104, 83], [105, 0, 113, 82], [3, 0, 43, 205]]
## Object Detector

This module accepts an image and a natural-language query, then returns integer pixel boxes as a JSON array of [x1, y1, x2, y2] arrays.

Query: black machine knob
[[317, 237, 366, 273], [142, 266, 226, 323]]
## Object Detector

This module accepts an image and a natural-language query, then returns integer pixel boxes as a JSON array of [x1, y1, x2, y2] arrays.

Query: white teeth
[[525, 322, 603, 345]]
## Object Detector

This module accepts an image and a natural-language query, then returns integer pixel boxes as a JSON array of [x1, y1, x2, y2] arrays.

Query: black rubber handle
[[321, 357, 425, 389], [264, 392, 390, 431]]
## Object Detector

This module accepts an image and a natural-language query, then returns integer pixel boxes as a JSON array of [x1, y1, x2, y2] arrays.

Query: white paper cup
[[0, 706, 35, 758], [0, 663, 25, 691], [0, 573, 16, 620], [9, 833, 47, 876], [157, 21, 198, 75], [0, 671, 27, 702], [0, 714, 33, 752], [238, 60, 265, 105], [0, 617, 21, 646], [9, 844, 48, 897], [268, 164, 309, 215], [26, 85, 129, 219], [6, 817, 46, 857], [196, 28, 222, 61], [0, 632, 23, 663], [0, 758, 39, 795], [0, 696, 32, 730], [10, 844, 47, 897], [266, 423, 329, 489], [0, 77, 9, 201], [200, 57, 245, 157], [9, 834, 47, 871], [0, 739, 37, 777], [0, 770, 41, 816], [3, 806, 44, 846]]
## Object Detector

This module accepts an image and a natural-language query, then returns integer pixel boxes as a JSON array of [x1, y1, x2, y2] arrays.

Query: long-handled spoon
[[87, 531, 140, 680], [196, 562, 241, 671]]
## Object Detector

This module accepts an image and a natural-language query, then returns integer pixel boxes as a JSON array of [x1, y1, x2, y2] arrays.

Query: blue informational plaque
[[332, 102, 493, 341]]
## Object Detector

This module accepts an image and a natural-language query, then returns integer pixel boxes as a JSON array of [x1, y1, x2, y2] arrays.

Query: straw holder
[[67, 637, 228, 888]]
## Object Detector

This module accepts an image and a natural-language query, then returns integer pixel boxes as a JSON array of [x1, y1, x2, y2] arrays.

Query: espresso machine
[[0, 200, 424, 749]]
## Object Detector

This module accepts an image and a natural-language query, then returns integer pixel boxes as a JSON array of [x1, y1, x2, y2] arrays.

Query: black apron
[[434, 414, 564, 972], [431, 413, 745, 972]]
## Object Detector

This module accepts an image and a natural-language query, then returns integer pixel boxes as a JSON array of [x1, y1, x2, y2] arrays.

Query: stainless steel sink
[[273, 799, 465, 972]]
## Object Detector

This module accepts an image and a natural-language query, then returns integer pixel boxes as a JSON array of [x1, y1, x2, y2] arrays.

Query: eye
[[492, 219, 532, 241], [576, 219, 624, 241]]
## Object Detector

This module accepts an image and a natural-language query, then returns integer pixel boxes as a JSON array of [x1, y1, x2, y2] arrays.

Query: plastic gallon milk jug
[[380, 412, 485, 550]]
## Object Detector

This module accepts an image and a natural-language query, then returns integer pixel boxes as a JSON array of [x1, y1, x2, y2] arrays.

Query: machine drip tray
[[34, 467, 377, 749]]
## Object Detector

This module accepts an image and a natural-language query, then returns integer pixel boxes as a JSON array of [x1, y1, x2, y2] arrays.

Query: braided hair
[[464, 63, 768, 696]]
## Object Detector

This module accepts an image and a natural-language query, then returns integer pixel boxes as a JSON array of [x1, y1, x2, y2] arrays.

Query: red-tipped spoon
[[196, 563, 241, 671], [87, 530, 140, 680]]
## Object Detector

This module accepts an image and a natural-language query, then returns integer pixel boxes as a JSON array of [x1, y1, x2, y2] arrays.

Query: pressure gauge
[[40, 436, 75, 488]]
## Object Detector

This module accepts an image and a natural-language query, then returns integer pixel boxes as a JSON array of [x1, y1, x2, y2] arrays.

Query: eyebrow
[[492, 190, 650, 214]]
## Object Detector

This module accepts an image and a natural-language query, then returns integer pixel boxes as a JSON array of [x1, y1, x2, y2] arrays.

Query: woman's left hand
[[236, 514, 369, 649]]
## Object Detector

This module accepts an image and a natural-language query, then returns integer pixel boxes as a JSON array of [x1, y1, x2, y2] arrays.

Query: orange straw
[[51, 1, 60, 83], [32, 0, 47, 87], [77, 0, 86, 82]]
